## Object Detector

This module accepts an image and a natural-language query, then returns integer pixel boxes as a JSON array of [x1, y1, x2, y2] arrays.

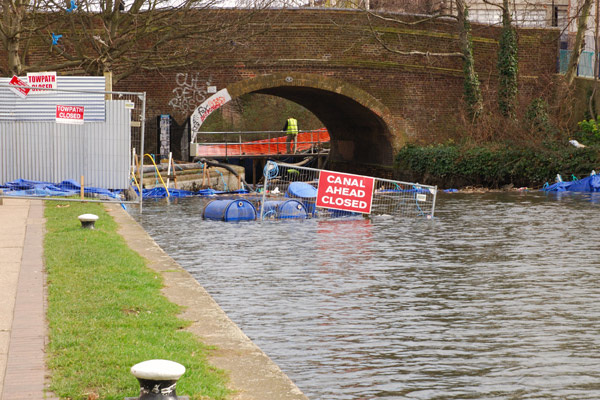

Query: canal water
[[129, 191, 600, 400]]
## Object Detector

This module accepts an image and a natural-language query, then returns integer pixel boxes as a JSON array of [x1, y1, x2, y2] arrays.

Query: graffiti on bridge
[[168, 72, 212, 112]]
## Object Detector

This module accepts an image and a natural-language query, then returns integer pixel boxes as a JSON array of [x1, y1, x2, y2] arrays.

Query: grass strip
[[44, 201, 230, 400]]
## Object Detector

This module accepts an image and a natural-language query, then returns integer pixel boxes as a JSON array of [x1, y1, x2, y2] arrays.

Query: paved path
[[0, 199, 55, 399]]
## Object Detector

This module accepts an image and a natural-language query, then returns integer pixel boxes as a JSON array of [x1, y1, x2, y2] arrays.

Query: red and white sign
[[9, 75, 30, 98], [316, 170, 375, 214], [190, 88, 231, 141], [27, 72, 57, 94], [56, 105, 84, 124]]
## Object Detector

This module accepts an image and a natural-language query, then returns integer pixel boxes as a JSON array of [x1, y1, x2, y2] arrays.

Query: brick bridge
[[115, 9, 559, 172]]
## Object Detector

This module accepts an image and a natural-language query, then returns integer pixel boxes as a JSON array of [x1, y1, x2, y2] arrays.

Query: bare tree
[[367, 0, 483, 119], [0, 0, 47, 75], [1, 0, 277, 82], [565, 0, 593, 86], [589, 0, 599, 118], [457, 0, 482, 119]]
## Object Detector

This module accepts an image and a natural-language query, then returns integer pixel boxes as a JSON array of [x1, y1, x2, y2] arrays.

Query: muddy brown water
[[129, 191, 600, 399]]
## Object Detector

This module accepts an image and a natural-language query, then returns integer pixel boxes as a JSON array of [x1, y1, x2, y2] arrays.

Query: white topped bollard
[[78, 213, 98, 229], [130, 359, 186, 400]]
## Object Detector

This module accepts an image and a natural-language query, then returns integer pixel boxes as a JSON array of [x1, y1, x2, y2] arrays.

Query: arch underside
[[254, 86, 394, 166]]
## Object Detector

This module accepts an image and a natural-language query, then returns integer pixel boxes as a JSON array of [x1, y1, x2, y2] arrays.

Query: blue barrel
[[286, 182, 317, 215], [203, 199, 257, 221], [262, 200, 308, 219], [287, 181, 317, 198]]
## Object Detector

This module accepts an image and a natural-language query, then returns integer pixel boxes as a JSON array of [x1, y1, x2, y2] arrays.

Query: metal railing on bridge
[[190, 128, 330, 158]]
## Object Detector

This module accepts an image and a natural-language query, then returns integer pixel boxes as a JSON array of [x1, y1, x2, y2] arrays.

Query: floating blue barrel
[[262, 200, 308, 219], [286, 182, 317, 215], [202, 199, 257, 221], [287, 181, 317, 198]]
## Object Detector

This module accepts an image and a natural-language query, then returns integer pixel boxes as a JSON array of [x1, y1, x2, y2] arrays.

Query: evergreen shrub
[[576, 119, 600, 145], [395, 142, 600, 189]]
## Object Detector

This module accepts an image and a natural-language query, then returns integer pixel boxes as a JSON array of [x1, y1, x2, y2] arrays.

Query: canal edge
[[105, 203, 309, 400]]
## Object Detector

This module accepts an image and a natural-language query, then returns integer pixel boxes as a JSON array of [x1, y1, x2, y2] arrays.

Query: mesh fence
[[0, 78, 145, 206], [259, 161, 437, 219]]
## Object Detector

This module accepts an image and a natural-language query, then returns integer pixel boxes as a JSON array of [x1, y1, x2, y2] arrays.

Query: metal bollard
[[129, 359, 186, 400], [77, 214, 98, 229]]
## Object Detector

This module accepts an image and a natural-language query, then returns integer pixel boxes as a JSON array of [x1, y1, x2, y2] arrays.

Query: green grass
[[44, 202, 230, 400]]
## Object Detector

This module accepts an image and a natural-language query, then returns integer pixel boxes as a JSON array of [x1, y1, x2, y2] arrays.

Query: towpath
[[0, 198, 307, 400]]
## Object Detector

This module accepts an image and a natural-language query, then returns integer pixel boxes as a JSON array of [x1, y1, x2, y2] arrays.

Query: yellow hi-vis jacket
[[286, 118, 298, 136]]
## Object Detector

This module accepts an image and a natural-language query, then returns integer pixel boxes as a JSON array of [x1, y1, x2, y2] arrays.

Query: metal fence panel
[[259, 161, 437, 219], [0, 82, 145, 206]]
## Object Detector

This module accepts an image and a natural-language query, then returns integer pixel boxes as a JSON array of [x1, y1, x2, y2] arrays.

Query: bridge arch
[[225, 72, 400, 166]]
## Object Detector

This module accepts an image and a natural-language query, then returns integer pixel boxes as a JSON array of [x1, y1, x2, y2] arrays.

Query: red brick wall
[[108, 9, 559, 164]]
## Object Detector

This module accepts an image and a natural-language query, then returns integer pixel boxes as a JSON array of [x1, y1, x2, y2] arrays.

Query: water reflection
[[130, 192, 600, 399]]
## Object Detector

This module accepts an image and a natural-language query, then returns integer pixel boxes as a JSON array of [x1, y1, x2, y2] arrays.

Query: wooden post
[[171, 157, 178, 189], [80, 175, 84, 201], [166, 152, 172, 189], [104, 71, 113, 100]]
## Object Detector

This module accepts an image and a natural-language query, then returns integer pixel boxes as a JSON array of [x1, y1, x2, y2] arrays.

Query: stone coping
[[105, 204, 308, 400]]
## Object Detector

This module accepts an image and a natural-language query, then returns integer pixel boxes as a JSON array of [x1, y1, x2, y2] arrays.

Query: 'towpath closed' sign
[[56, 105, 84, 124], [316, 170, 375, 214]]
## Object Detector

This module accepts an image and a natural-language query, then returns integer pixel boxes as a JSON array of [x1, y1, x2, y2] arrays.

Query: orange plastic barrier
[[195, 128, 329, 157]]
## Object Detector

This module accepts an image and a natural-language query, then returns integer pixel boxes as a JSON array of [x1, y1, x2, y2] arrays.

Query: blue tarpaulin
[[138, 187, 250, 199], [0, 179, 122, 199], [0, 179, 251, 200], [542, 174, 600, 192]]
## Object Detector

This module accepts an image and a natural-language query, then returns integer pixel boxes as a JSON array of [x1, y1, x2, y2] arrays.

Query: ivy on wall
[[462, 7, 483, 121], [497, 5, 519, 118]]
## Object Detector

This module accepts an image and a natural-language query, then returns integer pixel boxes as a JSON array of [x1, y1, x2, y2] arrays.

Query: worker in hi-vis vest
[[283, 117, 299, 154]]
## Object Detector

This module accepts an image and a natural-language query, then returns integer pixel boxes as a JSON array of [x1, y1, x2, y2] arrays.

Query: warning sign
[[316, 170, 375, 214], [9, 75, 30, 98], [27, 72, 57, 94], [56, 105, 84, 124]]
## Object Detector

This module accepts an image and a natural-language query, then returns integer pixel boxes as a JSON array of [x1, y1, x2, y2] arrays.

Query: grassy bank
[[44, 201, 229, 400], [394, 142, 600, 189]]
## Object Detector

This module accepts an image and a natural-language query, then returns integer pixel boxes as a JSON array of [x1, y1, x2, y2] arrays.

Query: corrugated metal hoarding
[[0, 76, 106, 121], [0, 76, 144, 195], [0, 101, 131, 189]]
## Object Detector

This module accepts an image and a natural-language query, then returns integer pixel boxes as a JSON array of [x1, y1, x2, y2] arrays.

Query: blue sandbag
[[203, 199, 257, 221], [262, 200, 308, 219]]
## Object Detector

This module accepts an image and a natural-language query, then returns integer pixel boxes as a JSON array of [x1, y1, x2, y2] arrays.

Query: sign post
[[316, 170, 375, 214]]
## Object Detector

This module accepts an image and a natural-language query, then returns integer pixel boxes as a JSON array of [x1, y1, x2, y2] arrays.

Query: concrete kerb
[[105, 204, 308, 400]]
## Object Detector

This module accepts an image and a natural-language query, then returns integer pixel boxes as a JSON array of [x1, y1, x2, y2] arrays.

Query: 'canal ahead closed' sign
[[316, 170, 375, 214]]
